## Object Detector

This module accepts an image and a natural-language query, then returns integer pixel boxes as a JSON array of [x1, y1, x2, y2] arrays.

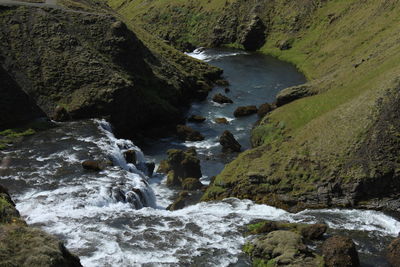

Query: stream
[[0, 48, 399, 266]]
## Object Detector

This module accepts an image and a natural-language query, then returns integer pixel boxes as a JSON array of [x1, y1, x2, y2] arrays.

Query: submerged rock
[[219, 130, 241, 152], [214, 117, 229, 124], [322, 236, 360, 267], [176, 125, 205, 141], [212, 93, 233, 104], [386, 238, 400, 267], [234, 105, 258, 117], [188, 115, 206, 123], [82, 160, 104, 171]]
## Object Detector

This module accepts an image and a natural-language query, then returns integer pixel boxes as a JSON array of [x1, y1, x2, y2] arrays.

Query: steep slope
[[0, 3, 221, 138], [113, 0, 400, 212]]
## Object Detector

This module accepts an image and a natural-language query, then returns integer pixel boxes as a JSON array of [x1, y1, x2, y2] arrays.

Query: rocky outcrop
[[219, 130, 241, 152], [276, 84, 314, 107], [257, 103, 273, 118], [387, 238, 400, 267], [239, 15, 267, 51], [176, 125, 205, 141], [0, 4, 221, 138], [322, 236, 360, 267], [0, 185, 82, 266], [233, 105, 258, 117], [212, 93, 233, 104], [159, 148, 202, 188]]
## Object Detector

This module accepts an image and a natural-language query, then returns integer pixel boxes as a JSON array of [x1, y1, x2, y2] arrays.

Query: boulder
[[387, 237, 400, 267], [167, 192, 189, 211], [156, 160, 170, 174], [278, 39, 293, 50], [257, 103, 273, 118], [239, 16, 267, 51], [214, 117, 229, 124], [300, 223, 327, 240], [224, 88, 230, 93], [322, 236, 360, 267], [215, 79, 230, 86], [52, 106, 70, 122], [163, 148, 202, 188], [276, 84, 314, 107], [176, 125, 205, 141], [82, 160, 103, 171], [188, 115, 206, 123], [234, 105, 258, 117], [212, 93, 233, 104], [145, 162, 155, 177], [219, 130, 241, 152], [182, 178, 203, 190], [246, 230, 322, 266], [124, 150, 136, 165]]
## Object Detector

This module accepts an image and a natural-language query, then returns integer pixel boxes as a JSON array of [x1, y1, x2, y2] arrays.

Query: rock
[[156, 160, 170, 174], [219, 130, 241, 152], [124, 150, 136, 165], [387, 238, 400, 267], [278, 39, 293, 50], [215, 79, 230, 86], [214, 117, 229, 124], [82, 160, 103, 171], [224, 88, 230, 93], [145, 162, 155, 177], [246, 230, 322, 266], [167, 191, 189, 211], [176, 125, 205, 141], [182, 178, 203, 190], [234, 105, 258, 117], [257, 103, 273, 118], [52, 106, 70, 122], [163, 149, 202, 187], [276, 84, 314, 107], [212, 93, 233, 104], [239, 16, 267, 51], [188, 115, 206, 123], [300, 223, 327, 240], [322, 236, 360, 267]]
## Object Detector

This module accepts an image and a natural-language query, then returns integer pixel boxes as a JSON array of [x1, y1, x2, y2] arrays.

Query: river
[[0, 49, 398, 266]]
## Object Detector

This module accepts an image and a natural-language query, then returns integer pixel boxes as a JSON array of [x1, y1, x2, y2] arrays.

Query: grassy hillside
[[110, 0, 400, 211]]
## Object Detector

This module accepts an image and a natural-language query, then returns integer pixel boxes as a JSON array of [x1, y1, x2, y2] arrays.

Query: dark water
[[0, 49, 398, 266]]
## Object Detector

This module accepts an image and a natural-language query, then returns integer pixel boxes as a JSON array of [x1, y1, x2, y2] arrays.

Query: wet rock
[[176, 125, 204, 141], [212, 93, 233, 104], [276, 84, 314, 107], [224, 88, 230, 93], [124, 150, 136, 165], [214, 117, 229, 124], [188, 115, 206, 123], [215, 79, 229, 86], [246, 230, 322, 266], [301, 223, 327, 240], [239, 16, 266, 51], [219, 130, 241, 152], [234, 105, 258, 117], [52, 106, 70, 122], [387, 238, 400, 266], [322, 236, 360, 267], [257, 103, 273, 118], [156, 160, 170, 174], [182, 178, 203, 190], [167, 191, 189, 211], [163, 148, 202, 188], [145, 162, 155, 177], [82, 160, 103, 171]]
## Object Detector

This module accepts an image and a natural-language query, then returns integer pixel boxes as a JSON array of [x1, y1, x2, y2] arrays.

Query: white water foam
[[186, 48, 248, 62]]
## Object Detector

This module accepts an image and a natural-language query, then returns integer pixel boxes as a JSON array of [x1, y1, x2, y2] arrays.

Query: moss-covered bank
[[112, 0, 400, 212]]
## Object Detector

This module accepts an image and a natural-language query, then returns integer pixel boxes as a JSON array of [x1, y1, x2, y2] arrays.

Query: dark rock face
[[167, 192, 189, 211], [257, 103, 273, 118], [124, 150, 137, 165], [212, 93, 233, 104], [0, 6, 221, 138], [322, 236, 360, 267], [82, 160, 103, 171], [234, 105, 258, 117], [387, 238, 400, 267], [182, 178, 203, 190], [219, 130, 241, 152], [276, 84, 314, 107], [161, 148, 202, 188], [239, 16, 266, 51], [0, 184, 82, 266], [52, 106, 70, 122], [145, 162, 155, 177], [176, 125, 205, 141], [188, 115, 206, 123]]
